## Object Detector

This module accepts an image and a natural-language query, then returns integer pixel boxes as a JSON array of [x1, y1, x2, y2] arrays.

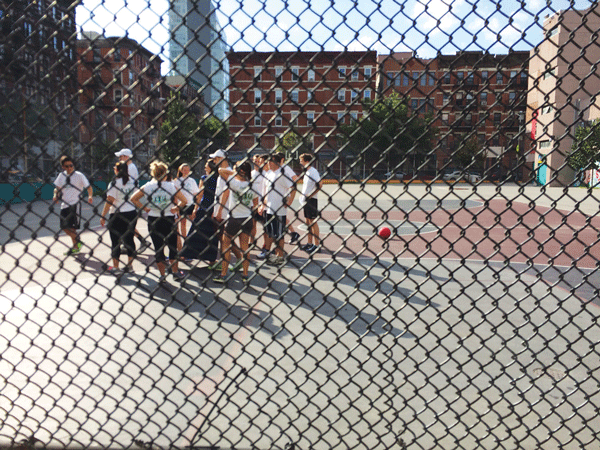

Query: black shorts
[[225, 216, 253, 237], [253, 211, 266, 223], [60, 205, 80, 230], [180, 204, 196, 217], [303, 198, 319, 220], [264, 214, 287, 241]]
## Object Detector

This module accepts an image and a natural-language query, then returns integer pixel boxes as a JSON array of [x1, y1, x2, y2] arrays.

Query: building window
[[275, 89, 282, 104], [275, 115, 282, 127], [510, 70, 517, 80], [481, 71, 488, 82], [412, 72, 420, 84], [338, 89, 346, 102], [480, 92, 487, 106], [539, 140, 552, 149], [129, 71, 135, 85], [275, 66, 283, 81], [365, 67, 372, 79], [496, 72, 503, 84], [442, 113, 449, 124], [292, 67, 299, 81], [291, 111, 299, 125], [115, 113, 123, 128], [457, 72, 464, 82], [351, 90, 358, 102], [420, 73, 426, 86], [520, 72, 527, 84], [114, 89, 123, 103], [308, 69, 315, 81], [350, 111, 358, 122], [412, 99, 419, 110], [114, 49, 121, 61], [254, 66, 262, 81], [291, 89, 299, 102], [339, 67, 346, 78], [509, 92, 516, 104], [466, 72, 474, 85], [254, 112, 262, 126], [254, 89, 261, 104], [24, 23, 33, 36], [541, 105, 554, 115], [443, 93, 450, 104], [337, 112, 345, 124], [364, 89, 371, 100], [352, 70, 359, 81], [494, 112, 501, 125], [307, 112, 314, 125], [444, 72, 451, 84], [307, 89, 315, 102], [428, 72, 435, 86]]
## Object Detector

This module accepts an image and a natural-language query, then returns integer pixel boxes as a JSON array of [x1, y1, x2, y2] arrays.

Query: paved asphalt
[[0, 182, 599, 450]]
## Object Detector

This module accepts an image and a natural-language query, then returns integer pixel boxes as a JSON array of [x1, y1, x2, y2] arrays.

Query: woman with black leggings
[[100, 161, 137, 274]]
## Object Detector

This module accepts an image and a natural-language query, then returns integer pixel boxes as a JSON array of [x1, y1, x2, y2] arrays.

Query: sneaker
[[267, 255, 286, 266], [308, 244, 321, 254], [71, 242, 83, 254], [106, 266, 120, 275], [213, 274, 227, 284], [137, 239, 151, 253], [172, 270, 186, 282], [289, 232, 300, 244], [241, 274, 250, 284], [122, 265, 134, 273], [257, 249, 269, 260], [300, 244, 312, 251], [208, 262, 223, 271]]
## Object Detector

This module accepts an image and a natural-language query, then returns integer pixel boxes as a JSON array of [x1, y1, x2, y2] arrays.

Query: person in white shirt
[[277, 152, 300, 244], [100, 161, 137, 273], [251, 154, 269, 254], [259, 153, 295, 266], [53, 155, 93, 255], [115, 148, 151, 252], [174, 163, 200, 255], [214, 160, 257, 283], [130, 161, 187, 282], [298, 153, 322, 253]]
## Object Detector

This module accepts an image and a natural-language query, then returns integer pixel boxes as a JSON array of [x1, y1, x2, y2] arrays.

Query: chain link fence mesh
[[1, 0, 600, 449]]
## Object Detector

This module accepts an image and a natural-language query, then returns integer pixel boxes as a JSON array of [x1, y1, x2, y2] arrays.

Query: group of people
[[53, 148, 323, 285]]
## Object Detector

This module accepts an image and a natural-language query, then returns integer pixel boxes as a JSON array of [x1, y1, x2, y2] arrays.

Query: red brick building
[[77, 32, 165, 174], [378, 51, 530, 179], [227, 51, 378, 175]]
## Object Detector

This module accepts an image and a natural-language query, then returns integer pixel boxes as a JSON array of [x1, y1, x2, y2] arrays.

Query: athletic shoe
[[257, 249, 269, 260], [208, 262, 223, 271], [213, 274, 227, 284], [230, 261, 243, 272], [307, 244, 321, 254], [122, 265, 134, 273], [267, 255, 286, 266], [172, 271, 186, 282], [300, 244, 312, 251], [137, 239, 151, 253], [289, 232, 300, 244], [241, 274, 250, 284], [71, 242, 83, 254], [106, 266, 120, 275]]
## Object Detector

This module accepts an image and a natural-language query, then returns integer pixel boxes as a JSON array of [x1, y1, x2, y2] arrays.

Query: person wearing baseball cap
[[209, 149, 227, 160]]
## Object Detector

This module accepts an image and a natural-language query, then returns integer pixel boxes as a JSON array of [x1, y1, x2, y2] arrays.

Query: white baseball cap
[[209, 149, 226, 159], [115, 148, 133, 158]]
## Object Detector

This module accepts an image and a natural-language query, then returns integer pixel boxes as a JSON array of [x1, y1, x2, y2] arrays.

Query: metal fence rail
[[1, 1, 599, 449]]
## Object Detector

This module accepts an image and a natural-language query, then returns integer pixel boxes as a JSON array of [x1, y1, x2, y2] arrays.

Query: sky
[[75, 0, 594, 73]]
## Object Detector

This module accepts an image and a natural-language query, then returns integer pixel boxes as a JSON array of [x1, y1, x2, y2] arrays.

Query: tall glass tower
[[168, 0, 229, 120]]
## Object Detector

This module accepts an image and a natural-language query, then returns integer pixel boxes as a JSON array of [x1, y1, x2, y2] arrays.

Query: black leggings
[[108, 211, 137, 259], [147, 215, 178, 263]]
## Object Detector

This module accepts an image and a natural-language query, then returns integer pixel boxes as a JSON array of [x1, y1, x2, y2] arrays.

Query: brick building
[[0, 0, 77, 177], [77, 32, 165, 175], [227, 51, 378, 175], [379, 51, 530, 179]]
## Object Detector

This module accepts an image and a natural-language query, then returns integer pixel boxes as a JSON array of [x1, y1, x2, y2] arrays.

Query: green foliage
[[569, 120, 600, 172], [201, 115, 229, 143], [160, 92, 203, 164], [276, 131, 313, 160], [453, 135, 486, 171], [339, 92, 436, 173]]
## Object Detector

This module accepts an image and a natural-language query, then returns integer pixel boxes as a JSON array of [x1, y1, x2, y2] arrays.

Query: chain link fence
[[1, 0, 600, 449]]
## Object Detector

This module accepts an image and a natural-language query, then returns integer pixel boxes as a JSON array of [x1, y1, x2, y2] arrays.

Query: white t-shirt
[[214, 165, 231, 219], [282, 164, 297, 183], [140, 180, 178, 217], [54, 171, 90, 209], [264, 168, 293, 216], [106, 178, 136, 214], [251, 169, 267, 201], [226, 176, 257, 219], [127, 162, 139, 183], [174, 176, 200, 205], [300, 166, 321, 206]]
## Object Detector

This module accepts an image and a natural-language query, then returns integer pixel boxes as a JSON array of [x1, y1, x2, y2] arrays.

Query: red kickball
[[378, 226, 392, 239]]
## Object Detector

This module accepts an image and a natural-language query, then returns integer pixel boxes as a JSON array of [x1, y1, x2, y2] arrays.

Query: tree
[[160, 92, 203, 164], [339, 92, 436, 175], [452, 135, 486, 172], [568, 120, 600, 172], [276, 131, 313, 160]]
